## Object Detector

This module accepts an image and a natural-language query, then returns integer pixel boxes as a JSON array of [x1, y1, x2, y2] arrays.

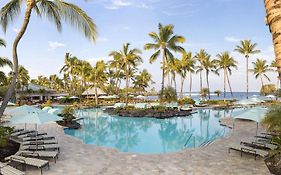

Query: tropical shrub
[[41, 100, 52, 108], [262, 104, 281, 134], [275, 89, 281, 98], [178, 97, 195, 105], [261, 84, 276, 96], [60, 106, 76, 123], [205, 100, 231, 105], [0, 126, 13, 148], [159, 86, 177, 103], [0, 86, 8, 99], [214, 90, 222, 97], [200, 88, 209, 98], [150, 105, 166, 112]]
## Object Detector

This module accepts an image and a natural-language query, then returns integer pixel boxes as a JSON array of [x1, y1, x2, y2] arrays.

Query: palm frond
[[54, 0, 97, 42], [149, 50, 160, 64], [0, 38, 6, 47], [0, 0, 22, 33], [144, 43, 159, 50], [36, 0, 62, 31]]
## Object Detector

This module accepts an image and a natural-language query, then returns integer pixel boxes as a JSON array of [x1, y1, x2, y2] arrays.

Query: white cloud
[[224, 36, 241, 42], [48, 41, 65, 50], [104, 0, 149, 10]]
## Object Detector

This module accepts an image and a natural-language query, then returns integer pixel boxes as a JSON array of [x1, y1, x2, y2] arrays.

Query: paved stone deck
[[10, 118, 270, 175]]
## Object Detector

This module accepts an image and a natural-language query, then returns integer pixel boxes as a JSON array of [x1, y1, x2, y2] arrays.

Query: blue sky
[[0, 0, 277, 92]]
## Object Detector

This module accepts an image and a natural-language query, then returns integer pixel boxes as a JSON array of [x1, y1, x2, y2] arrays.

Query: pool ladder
[[184, 134, 196, 148]]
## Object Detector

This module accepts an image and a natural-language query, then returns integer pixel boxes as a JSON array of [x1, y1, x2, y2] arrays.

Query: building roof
[[19, 83, 56, 92], [82, 87, 106, 96]]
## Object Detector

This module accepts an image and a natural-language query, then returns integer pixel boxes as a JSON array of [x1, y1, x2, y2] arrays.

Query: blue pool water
[[64, 108, 233, 154]]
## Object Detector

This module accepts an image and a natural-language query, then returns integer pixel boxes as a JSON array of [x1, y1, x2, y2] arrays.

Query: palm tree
[[234, 40, 260, 98], [195, 49, 209, 93], [133, 69, 154, 93], [60, 53, 80, 94], [109, 43, 142, 105], [0, 0, 97, 116], [216, 52, 238, 100], [251, 59, 273, 92], [271, 60, 280, 88], [90, 60, 107, 105], [108, 56, 122, 93], [264, 1, 281, 85], [0, 38, 12, 85], [77, 60, 92, 88], [144, 23, 185, 96], [202, 55, 218, 99]]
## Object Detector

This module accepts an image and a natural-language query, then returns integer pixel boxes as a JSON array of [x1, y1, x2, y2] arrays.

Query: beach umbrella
[[232, 107, 267, 135], [98, 95, 109, 99], [48, 108, 62, 115], [57, 96, 65, 99], [69, 96, 78, 99], [266, 95, 275, 99], [6, 105, 43, 116], [136, 95, 146, 99], [10, 110, 62, 130]]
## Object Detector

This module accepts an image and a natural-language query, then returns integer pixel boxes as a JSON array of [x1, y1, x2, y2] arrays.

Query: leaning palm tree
[[234, 40, 260, 98], [202, 56, 218, 99], [0, 0, 97, 116], [251, 59, 273, 92], [264, 1, 281, 85], [195, 49, 209, 93], [216, 52, 237, 100], [144, 23, 185, 96], [109, 43, 142, 105]]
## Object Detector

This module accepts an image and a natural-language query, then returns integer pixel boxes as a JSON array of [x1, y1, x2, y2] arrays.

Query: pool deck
[[11, 118, 270, 175]]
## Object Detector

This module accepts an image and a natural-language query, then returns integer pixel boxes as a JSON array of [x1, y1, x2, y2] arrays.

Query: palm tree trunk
[[224, 68, 226, 101], [189, 72, 192, 97], [206, 71, 210, 99], [161, 51, 166, 96], [173, 73, 177, 94], [260, 75, 264, 95], [0, 1, 35, 116], [180, 76, 184, 98], [125, 64, 129, 106], [94, 75, 98, 106], [246, 55, 249, 99], [200, 71, 203, 93], [264, 0, 281, 84], [226, 72, 234, 98]]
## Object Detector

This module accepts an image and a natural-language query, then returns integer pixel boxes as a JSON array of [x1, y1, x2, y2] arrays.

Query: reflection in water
[[64, 108, 231, 153]]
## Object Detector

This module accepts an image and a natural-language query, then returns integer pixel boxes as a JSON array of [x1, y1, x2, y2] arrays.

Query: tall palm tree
[[0, 0, 97, 116], [108, 55, 122, 93], [195, 49, 209, 93], [144, 23, 185, 95], [234, 40, 260, 98], [264, 0, 281, 84], [251, 59, 273, 91], [109, 43, 142, 105], [216, 52, 238, 100], [202, 56, 218, 99], [271, 60, 280, 88], [90, 60, 107, 105]]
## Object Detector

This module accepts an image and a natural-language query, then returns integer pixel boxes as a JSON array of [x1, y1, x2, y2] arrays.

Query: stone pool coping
[[8, 117, 271, 175]]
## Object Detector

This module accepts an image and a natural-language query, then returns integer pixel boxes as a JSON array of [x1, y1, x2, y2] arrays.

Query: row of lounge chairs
[[1, 129, 60, 175], [229, 133, 277, 160]]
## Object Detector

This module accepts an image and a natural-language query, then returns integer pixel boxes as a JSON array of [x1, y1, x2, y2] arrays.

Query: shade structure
[[108, 95, 119, 99], [232, 107, 267, 135], [6, 105, 43, 116]]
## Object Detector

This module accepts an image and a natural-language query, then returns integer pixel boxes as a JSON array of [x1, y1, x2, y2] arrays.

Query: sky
[[0, 0, 277, 92]]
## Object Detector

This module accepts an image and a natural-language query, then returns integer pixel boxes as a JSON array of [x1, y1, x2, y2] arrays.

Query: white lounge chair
[[22, 140, 58, 146], [241, 139, 278, 150], [17, 150, 59, 163], [21, 144, 60, 153], [229, 144, 268, 160], [8, 155, 49, 175], [0, 162, 24, 175], [22, 135, 55, 142]]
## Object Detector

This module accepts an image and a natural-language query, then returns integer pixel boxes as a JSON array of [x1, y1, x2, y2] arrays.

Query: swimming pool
[[64, 108, 232, 154]]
